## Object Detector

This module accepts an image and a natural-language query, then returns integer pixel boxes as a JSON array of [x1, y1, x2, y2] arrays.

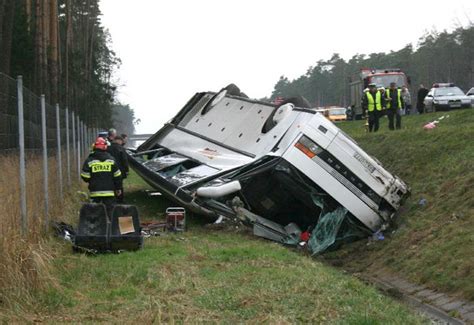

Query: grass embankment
[[0, 171, 424, 322], [0, 154, 83, 309], [329, 109, 474, 300]]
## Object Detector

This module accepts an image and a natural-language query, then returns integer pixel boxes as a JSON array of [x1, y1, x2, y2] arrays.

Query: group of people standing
[[363, 82, 406, 132], [80, 128, 130, 210], [362, 81, 431, 133]]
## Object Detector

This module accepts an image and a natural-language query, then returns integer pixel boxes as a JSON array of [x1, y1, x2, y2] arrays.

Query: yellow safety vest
[[366, 91, 382, 112], [386, 88, 402, 109]]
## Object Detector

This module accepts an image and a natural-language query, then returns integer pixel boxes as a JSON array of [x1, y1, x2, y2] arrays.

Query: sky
[[100, 0, 473, 134]]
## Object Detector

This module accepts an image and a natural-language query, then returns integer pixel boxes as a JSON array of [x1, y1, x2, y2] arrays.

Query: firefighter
[[81, 137, 122, 210], [362, 83, 384, 132], [107, 135, 129, 203], [385, 82, 404, 130], [107, 128, 117, 144], [120, 133, 128, 147]]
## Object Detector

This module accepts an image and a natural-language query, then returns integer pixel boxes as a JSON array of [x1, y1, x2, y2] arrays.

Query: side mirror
[[407, 76, 412, 85], [426, 94, 433, 98]]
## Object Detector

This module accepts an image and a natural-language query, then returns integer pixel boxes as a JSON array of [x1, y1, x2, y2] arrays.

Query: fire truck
[[349, 68, 410, 120]]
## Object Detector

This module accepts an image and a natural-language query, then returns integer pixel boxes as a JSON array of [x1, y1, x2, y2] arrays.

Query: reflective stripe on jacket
[[90, 190, 115, 198], [366, 91, 382, 112], [81, 150, 122, 196]]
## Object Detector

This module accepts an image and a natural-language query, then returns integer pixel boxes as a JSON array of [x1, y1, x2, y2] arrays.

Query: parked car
[[424, 83, 472, 112], [327, 107, 347, 122], [128, 84, 409, 253], [466, 87, 474, 105]]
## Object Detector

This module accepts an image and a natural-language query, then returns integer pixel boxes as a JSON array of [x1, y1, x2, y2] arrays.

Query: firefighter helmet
[[94, 137, 108, 151]]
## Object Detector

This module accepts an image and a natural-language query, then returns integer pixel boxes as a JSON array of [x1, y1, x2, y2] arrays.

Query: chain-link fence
[[0, 73, 99, 235]]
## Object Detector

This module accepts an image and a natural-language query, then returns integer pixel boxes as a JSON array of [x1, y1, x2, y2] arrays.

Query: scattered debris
[[423, 115, 450, 130], [141, 220, 167, 237], [371, 230, 385, 241], [51, 221, 76, 242], [423, 122, 437, 129], [166, 207, 186, 232], [145, 190, 162, 197], [204, 214, 247, 232], [418, 198, 427, 207]]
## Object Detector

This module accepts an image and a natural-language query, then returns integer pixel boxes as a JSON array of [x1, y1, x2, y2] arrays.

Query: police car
[[424, 83, 472, 112], [466, 87, 474, 105]]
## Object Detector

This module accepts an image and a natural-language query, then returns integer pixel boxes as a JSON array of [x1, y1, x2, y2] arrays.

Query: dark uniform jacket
[[81, 150, 122, 198], [417, 87, 429, 109], [107, 143, 129, 178], [385, 88, 404, 110]]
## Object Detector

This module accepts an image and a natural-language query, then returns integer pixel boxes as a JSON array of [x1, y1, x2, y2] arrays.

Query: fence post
[[91, 128, 94, 148], [65, 108, 71, 187], [17, 76, 27, 234], [82, 123, 87, 157], [81, 120, 84, 156], [76, 115, 81, 180], [56, 104, 63, 201], [84, 126, 87, 154], [72, 112, 76, 179], [87, 128, 90, 151], [41, 95, 49, 227], [80, 121, 83, 157]]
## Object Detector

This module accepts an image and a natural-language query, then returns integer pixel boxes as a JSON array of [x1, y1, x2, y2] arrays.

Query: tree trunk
[[0, 0, 16, 75], [42, 0, 50, 98], [34, 0, 44, 93], [64, 0, 71, 107], [49, 0, 59, 103], [25, 0, 31, 32], [0, 0, 5, 57]]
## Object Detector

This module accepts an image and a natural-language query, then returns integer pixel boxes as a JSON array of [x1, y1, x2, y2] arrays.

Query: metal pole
[[72, 112, 76, 179], [76, 115, 81, 180], [40, 96, 49, 227], [87, 128, 91, 152], [17, 76, 27, 234], [65, 108, 71, 187], [80, 122, 83, 158], [56, 104, 63, 200], [82, 123, 86, 157], [85, 125, 89, 155], [80, 120, 84, 158], [84, 125, 87, 156]]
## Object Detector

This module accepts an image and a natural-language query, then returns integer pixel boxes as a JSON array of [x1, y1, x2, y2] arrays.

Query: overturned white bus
[[128, 84, 409, 253]]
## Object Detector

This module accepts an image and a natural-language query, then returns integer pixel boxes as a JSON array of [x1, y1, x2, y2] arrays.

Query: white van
[[129, 85, 409, 242]]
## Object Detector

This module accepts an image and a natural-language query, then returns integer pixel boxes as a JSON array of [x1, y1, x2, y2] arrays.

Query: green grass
[[326, 109, 474, 300], [0, 170, 425, 323], [125, 171, 172, 218]]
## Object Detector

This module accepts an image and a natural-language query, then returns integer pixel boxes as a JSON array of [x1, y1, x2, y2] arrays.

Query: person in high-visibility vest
[[362, 83, 385, 132], [385, 82, 405, 130]]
